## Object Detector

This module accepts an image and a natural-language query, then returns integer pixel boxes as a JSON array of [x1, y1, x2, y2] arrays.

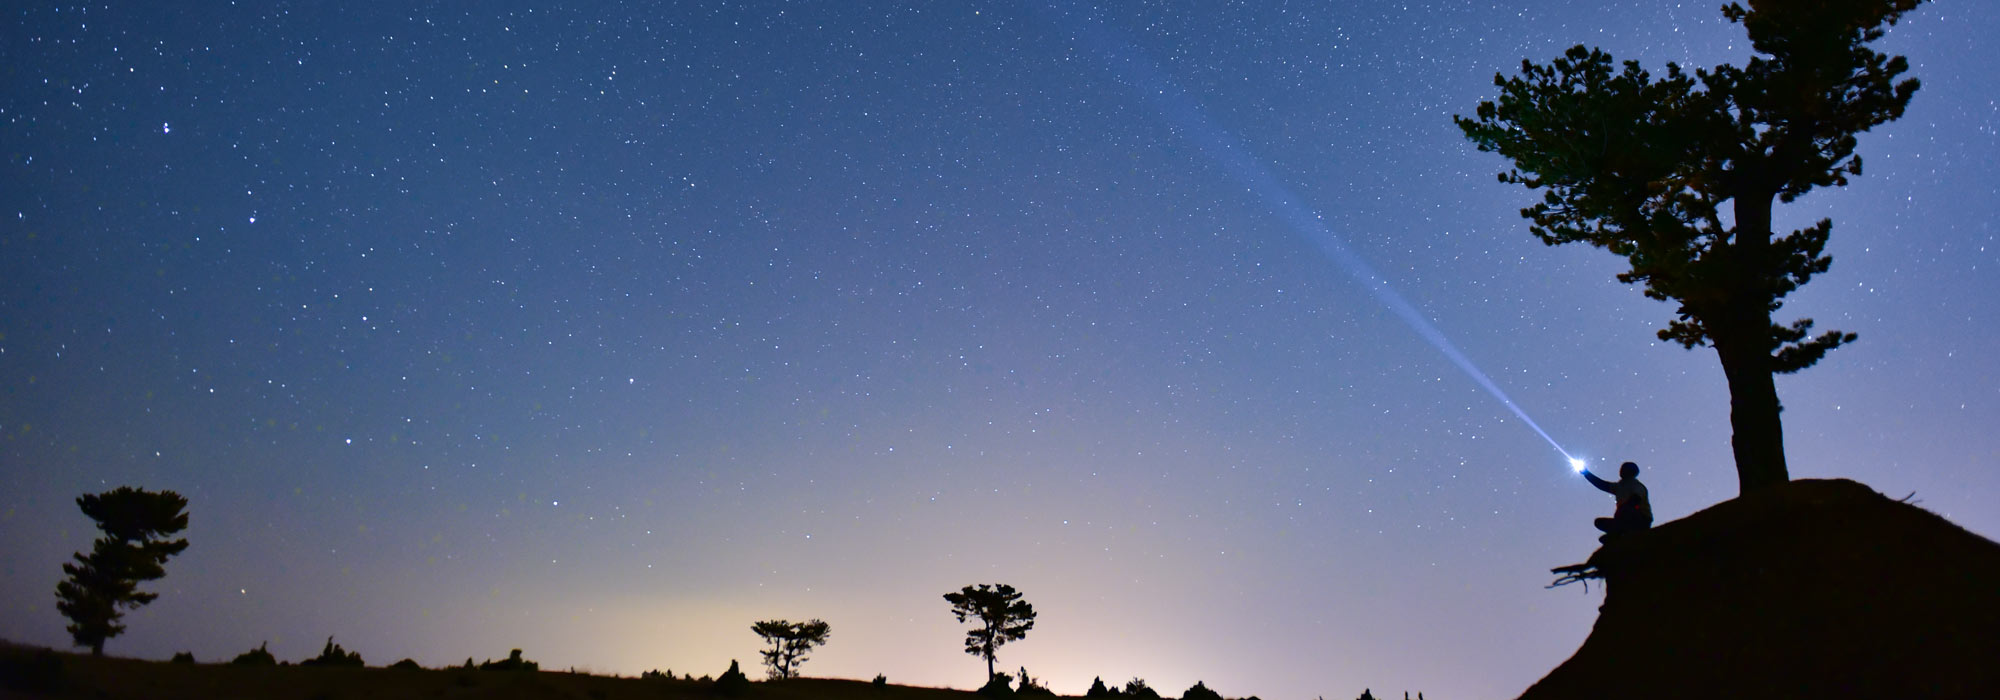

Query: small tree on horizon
[[943, 583, 1037, 681], [1181, 680, 1224, 700], [300, 635, 365, 667], [750, 618, 831, 679], [1455, 0, 1927, 494], [54, 486, 189, 655]]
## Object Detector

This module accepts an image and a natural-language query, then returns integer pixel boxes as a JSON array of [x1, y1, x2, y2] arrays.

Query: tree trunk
[[1715, 336, 1789, 492], [91, 640, 104, 656], [1721, 189, 1790, 494]]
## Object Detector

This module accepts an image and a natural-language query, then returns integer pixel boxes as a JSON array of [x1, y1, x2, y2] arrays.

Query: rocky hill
[[1519, 478, 2000, 699]]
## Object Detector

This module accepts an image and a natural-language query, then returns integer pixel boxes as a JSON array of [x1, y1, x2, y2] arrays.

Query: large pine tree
[[1455, 0, 1925, 493], [55, 486, 190, 655]]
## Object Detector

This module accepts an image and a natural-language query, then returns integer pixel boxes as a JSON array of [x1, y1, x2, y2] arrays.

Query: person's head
[[1620, 461, 1640, 479]]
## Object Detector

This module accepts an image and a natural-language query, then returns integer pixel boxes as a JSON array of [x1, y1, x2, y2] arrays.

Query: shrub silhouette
[[977, 672, 1015, 698], [1180, 681, 1223, 700], [476, 648, 538, 671], [299, 636, 364, 667], [1015, 667, 1054, 697], [169, 651, 195, 664], [390, 658, 422, 670], [230, 642, 276, 666], [643, 668, 675, 681], [714, 659, 753, 697], [1123, 678, 1162, 700], [873, 674, 889, 690], [1086, 677, 1115, 698]]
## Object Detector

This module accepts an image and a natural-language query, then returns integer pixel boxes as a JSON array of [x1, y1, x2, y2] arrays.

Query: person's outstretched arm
[[1581, 470, 1615, 495]]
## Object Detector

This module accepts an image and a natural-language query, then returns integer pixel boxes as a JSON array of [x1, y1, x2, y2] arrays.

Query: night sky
[[3, 2, 1996, 698]]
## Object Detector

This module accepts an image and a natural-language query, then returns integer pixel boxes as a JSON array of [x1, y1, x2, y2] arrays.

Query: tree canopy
[[750, 618, 831, 679], [1455, 0, 1925, 493], [55, 486, 190, 655], [944, 583, 1037, 680]]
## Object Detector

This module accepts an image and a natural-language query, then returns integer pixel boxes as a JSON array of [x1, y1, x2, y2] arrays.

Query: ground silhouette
[[0, 643, 992, 700], [1521, 478, 2000, 699]]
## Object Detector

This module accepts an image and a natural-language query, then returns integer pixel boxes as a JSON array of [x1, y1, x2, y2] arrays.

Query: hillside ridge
[[1519, 478, 2000, 699]]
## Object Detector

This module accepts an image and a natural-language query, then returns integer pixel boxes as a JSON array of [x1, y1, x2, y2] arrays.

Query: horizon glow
[[1045, 1, 1578, 466]]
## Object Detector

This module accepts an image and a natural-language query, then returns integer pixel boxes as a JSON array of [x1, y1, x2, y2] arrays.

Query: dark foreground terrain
[[1520, 478, 2000, 700], [0, 645, 986, 700]]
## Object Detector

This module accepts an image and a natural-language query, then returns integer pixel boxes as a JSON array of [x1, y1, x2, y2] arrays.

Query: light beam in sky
[[1040, 1, 1580, 468]]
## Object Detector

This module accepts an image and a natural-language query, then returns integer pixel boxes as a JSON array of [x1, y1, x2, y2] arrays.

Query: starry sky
[[3, 2, 1996, 698]]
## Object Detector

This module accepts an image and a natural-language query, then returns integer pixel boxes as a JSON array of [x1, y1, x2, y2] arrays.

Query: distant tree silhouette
[[1356, 691, 1378, 700], [477, 649, 538, 671], [1180, 681, 1224, 700], [54, 486, 189, 655], [750, 618, 831, 679], [714, 659, 753, 697], [300, 636, 364, 667], [944, 583, 1037, 680], [231, 642, 277, 666], [170, 651, 196, 664], [391, 658, 423, 670], [1087, 676, 1116, 699], [1123, 678, 1162, 700], [1455, 0, 1926, 494], [1016, 667, 1054, 697], [978, 672, 1016, 698]]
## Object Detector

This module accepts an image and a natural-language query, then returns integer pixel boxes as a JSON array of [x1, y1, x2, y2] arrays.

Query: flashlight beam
[[1040, 1, 1574, 462]]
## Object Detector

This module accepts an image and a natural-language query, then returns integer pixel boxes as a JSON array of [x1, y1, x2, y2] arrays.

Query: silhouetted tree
[[1123, 678, 1162, 700], [1181, 681, 1224, 700], [1356, 691, 1378, 700], [714, 659, 753, 697], [750, 618, 831, 679], [300, 636, 364, 667], [1455, 0, 1926, 493], [231, 642, 277, 666], [53, 486, 189, 655], [944, 583, 1037, 680], [477, 649, 538, 671], [1087, 677, 1116, 699], [978, 672, 1016, 699], [1016, 667, 1054, 697]]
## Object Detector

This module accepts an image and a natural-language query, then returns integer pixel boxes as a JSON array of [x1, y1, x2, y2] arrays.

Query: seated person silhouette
[[1583, 461, 1651, 542]]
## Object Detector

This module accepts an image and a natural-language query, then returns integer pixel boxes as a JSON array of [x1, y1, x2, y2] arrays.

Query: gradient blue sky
[[4, 2, 1996, 698]]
